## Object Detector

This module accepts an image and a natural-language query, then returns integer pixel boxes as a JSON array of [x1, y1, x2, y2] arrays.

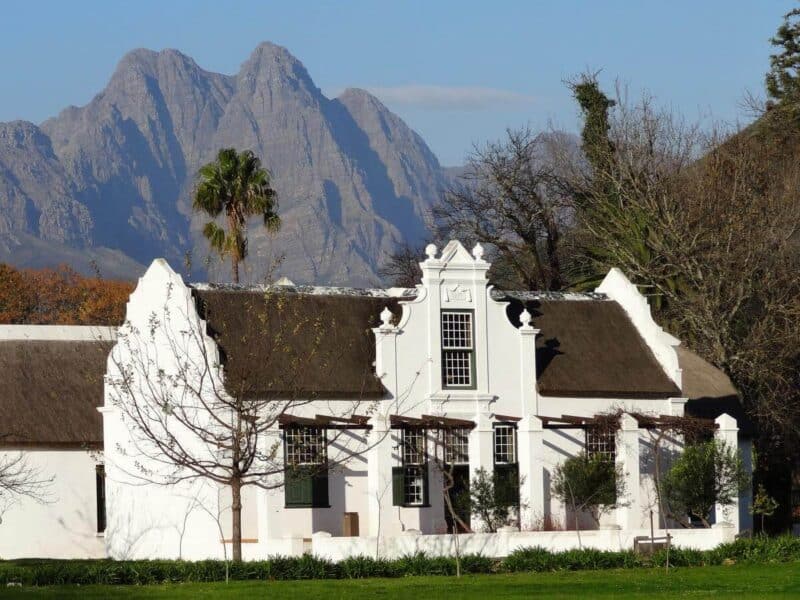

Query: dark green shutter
[[285, 466, 313, 507], [422, 464, 430, 506], [312, 469, 329, 507], [494, 463, 520, 507], [392, 466, 405, 506]]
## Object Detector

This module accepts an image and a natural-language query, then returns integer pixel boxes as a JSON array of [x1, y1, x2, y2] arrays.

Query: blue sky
[[0, 1, 791, 165]]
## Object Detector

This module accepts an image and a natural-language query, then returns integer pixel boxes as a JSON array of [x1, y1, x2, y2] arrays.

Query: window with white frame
[[284, 427, 329, 508], [585, 427, 616, 463], [400, 428, 427, 506], [493, 424, 517, 464], [443, 428, 470, 465], [441, 311, 475, 388], [285, 427, 327, 465]]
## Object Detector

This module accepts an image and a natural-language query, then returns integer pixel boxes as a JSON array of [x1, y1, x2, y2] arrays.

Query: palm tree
[[193, 148, 280, 283]]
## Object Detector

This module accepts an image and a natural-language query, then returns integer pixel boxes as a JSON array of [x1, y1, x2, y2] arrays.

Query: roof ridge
[[190, 282, 418, 299]]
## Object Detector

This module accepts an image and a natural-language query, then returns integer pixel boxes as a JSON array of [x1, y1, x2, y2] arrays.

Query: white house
[[0, 241, 753, 559]]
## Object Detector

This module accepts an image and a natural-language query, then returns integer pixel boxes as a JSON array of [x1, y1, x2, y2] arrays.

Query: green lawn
[[3, 563, 800, 599]]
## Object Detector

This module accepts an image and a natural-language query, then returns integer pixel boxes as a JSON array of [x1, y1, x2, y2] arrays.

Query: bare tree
[[107, 286, 384, 561], [560, 76, 800, 502], [434, 128, 572, 290], [0, 444, 53, 517], [378, 242, 426, 288]]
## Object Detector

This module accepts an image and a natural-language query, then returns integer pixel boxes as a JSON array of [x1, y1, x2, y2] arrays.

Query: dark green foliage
[[469, 467, 519, 532], [569, 72, 616, 180], [767, 8, 800, 102], [2, 537, 800, 586], [551, 452, 625, 526], [660, 440, 750, 528]]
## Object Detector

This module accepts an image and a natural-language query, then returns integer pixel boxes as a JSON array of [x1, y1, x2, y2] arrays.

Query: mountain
[[0, 43, 448, 284]]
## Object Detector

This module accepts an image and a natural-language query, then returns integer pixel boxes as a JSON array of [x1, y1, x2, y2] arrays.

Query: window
[[284, 427, 329, 508], [493, 423, 520, 507], [441, 311, 475, 388], [443, 428, 470, 465], [393, 429, 429, 507], [95, 464, 106, 533], [586, 427, 616, 463], [494, 424, 517, 464], [285, 427, 327, 466]]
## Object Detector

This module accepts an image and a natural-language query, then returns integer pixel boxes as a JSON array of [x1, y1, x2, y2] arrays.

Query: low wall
[[273, 524, 737, 561]]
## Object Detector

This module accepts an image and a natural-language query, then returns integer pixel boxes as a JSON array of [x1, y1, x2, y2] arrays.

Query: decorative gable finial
[[519, 308, 533, 330], [425, 243, 437, 260], [472, 242, 485, 261], [379, 306, 394, 328]]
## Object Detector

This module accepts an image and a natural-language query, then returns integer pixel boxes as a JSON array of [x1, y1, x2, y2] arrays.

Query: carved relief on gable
[[442, 283, 472, 303]]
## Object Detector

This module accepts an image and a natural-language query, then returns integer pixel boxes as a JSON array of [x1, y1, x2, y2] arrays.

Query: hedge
[[1, 535, 799, 587]]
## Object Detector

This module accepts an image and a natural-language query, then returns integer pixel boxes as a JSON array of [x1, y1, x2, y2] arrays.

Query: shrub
[[2, 535, 800, 587]]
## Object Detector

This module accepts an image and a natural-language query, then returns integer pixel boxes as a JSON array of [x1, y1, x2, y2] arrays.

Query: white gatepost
[[616, 413, 642, 530], [714, 413, 740, 530], [519, 415, 545, 528]]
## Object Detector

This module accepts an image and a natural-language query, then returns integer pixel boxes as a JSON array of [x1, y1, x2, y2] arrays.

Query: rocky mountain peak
[[0, 43, 448, 285]]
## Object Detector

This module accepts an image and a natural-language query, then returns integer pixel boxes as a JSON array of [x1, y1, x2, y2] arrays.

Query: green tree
[[750, 483, 779, 533], [552, 452, 625, 543], [661, 440, 750, 528], [766, 8, 800, 103], [193, 148, 280, 283], [468, 467, 521, 533]]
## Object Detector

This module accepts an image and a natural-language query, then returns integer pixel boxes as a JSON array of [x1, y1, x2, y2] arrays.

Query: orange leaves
[[0, 264, 133, 325]]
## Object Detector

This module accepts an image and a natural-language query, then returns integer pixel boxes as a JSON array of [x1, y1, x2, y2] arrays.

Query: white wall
[[0, 449, 105, 559]]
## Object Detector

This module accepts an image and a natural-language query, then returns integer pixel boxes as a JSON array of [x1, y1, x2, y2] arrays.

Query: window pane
[[402, 429, 426, 465], [444, 428, 470, 464], [443, 350, 472, 386], [494, 425, 516, 464], [404, 465, 425, 505], [285, 427, 327, 465], [441, 312, 473, 349], [586, 428, 616, 463]]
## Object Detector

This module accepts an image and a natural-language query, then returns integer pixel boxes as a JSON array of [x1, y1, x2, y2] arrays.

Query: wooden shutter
[[392, 466, 404, 506], [95, 464, 106, 533], [422, 464, 430, 506], [285, 466, 313, 507], [494, 463, 520, 507], [312, 469, 329, 507]]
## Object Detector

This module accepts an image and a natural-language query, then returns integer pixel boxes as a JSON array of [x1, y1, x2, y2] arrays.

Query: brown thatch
[[677, 346, 753, 436], [0, 340, 112, 446], [506, 299, 681, 398], [194, 289, 403, 399]]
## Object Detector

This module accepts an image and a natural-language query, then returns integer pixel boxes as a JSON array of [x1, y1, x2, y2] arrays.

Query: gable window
[[585, 427, 616, 463], [393, 428, 429, 507], [493, 423, 520, 507], [95, 464, 106, 533], [441, 311, 475, 389], [284, 427, 329, 508]]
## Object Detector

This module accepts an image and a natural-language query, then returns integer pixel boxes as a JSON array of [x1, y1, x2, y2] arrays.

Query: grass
[[3, 562, 800, 599]]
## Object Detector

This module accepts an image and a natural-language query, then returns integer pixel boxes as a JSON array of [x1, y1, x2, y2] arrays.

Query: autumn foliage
[[0, 264, 133, 325]]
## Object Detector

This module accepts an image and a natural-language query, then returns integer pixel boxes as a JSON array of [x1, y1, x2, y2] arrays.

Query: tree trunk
[[231, 258, 240, 284], [231, 478, 243, 561]]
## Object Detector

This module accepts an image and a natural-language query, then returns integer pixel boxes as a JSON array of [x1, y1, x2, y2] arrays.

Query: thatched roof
[[677, 346, 753, 436], [193, 289, 403, 399], [505, 298, 681, 398], [0, 340, 112, 446]]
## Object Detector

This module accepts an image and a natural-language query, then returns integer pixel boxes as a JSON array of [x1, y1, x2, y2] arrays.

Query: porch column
[[367, 414, 394, 539], [714, 413, 740, 530], [616, 413, 642, 530], [519, 415, 546, 528], [468, 413, 494, 530]]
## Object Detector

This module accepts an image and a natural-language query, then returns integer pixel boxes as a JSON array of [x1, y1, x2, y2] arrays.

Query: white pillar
[[714, 413, 740, 530], [367, 415, 394, 538], [616, 413, 642, 530], [468, 413, 494, 530], [519, 416, 545, 528]]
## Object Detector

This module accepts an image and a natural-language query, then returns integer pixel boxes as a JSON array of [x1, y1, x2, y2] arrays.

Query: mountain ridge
[[0, 42, 447, 284]]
